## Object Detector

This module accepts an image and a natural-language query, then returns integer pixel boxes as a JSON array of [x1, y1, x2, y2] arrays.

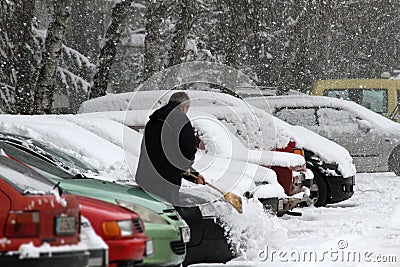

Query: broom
[[186, 172, 243, 214]]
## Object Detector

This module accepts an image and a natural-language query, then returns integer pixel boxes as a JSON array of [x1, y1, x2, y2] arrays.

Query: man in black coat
[[136, 91, 205, 205]]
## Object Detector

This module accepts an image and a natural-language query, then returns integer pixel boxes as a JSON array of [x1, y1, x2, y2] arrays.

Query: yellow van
[[312, 79, 400, 121]]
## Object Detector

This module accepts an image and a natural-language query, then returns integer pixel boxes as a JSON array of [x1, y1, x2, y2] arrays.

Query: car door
[[315, 106, 386, 172]]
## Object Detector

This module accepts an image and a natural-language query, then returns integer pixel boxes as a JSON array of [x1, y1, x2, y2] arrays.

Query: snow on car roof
[[78, 89, 248, 113], [78, 90, 356, 178], [246, 94, 400, 133]]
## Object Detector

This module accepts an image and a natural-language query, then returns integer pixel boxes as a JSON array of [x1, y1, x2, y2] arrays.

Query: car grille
[[163, 209, 180, 221], [170, 240, 186, 255], [167, 214, 179, 220], [133, 219, 144, 233]]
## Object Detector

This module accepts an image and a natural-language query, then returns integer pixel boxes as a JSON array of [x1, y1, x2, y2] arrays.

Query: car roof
[[247, 94, 400, 130], [78, 89, 248, 114]]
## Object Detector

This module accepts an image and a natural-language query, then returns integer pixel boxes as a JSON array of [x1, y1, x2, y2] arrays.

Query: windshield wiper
[[72, 173, 92, 179], [53, 182, 64, 197]]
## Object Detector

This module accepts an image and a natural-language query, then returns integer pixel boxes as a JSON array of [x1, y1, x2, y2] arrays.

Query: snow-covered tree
[[89, 0, 134, 99], [33, 0, 72, 114], [7, 1, 39, 114]]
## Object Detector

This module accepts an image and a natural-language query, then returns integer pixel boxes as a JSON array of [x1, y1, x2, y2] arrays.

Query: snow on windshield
[[0, 115, 135, 182]]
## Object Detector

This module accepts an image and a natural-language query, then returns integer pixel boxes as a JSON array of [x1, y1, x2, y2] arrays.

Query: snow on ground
[[189, 172, 400, 267]]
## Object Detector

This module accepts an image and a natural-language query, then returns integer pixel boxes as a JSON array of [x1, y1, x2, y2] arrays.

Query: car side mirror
[[355, 118, 371, 133]]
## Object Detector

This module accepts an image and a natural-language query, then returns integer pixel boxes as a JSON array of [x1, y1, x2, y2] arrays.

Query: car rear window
[[0, 155, 56, 195]]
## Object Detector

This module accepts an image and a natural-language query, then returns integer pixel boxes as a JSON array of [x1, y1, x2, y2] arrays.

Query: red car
[[0, 140, 152, 267], [0, 156, 89, 267], [272, 141, 312, 196], [76, 195, 153, 267]]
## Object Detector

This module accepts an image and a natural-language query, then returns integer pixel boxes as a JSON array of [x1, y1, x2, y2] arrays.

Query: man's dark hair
[[168, 92, 190, 106]]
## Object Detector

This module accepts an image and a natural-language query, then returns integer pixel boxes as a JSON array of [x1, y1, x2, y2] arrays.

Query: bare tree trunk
[[11, 1, 36, 114], [143, 0, 166, 81], [166, 0, 195, 67], [33, 0, 72, 114], [89, 0, 133, 99]]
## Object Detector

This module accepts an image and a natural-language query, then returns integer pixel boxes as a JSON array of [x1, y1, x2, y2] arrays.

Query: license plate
[[180, 226, 191, 243], [278, 199, 284, 211], [146, 239, 154, 256], [55, 216, 76, 235]]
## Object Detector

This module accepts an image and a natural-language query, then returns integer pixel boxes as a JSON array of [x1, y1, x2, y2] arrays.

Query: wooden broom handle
[[186, 172, 225, 195]]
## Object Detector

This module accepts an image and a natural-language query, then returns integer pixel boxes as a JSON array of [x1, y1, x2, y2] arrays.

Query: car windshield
[[29, 140, 99, 175], [0, 155, 56, 195], [0, 141, 75, 180]]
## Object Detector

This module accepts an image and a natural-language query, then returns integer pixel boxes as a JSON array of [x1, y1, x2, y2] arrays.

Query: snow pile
[[220, 198, 288, 261]]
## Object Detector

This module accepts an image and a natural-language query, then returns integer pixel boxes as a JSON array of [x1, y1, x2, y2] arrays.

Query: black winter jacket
[[135, 103, 197, 203]]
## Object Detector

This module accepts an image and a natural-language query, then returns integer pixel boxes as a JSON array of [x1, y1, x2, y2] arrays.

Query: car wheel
[[389, 146, 400, 176], [313, 172, 328, 207]]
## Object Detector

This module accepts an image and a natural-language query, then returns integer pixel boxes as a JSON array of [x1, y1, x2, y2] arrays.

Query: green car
[[0, 136, 189, 267]]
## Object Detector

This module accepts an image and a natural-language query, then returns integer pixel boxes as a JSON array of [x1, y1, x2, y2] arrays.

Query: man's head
[[168, 91, 190, 113]]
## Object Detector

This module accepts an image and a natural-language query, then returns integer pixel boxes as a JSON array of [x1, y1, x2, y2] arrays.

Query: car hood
[[52, 177, 174, 214]]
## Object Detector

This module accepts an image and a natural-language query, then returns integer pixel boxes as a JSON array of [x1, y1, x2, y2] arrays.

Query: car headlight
[[115, 199, 169, 225], [102, 220, 135, 237]]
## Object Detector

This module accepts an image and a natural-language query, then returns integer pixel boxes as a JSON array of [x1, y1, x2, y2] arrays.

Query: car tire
[[389, 146, 400, 176], [313, 172, 328, 207]]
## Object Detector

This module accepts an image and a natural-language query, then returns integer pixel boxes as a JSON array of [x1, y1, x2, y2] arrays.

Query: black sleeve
[[179, 120, 197, 161], [182, 168, 199, 183]]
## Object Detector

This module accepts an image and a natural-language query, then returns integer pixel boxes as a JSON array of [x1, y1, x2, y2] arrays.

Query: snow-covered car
[[0, 138, 153, 266], [55, 113, 288, 263], [73, 109, 305, 265], [1, 116, 236, 266], [76, 108, 311, 212], [78, 89, 356, 207], [0, 156, 89, 267], [0, 130, 189, 267], [247, 95, 400, 175]]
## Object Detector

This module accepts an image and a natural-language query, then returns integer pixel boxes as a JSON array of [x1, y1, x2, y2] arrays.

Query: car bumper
[[174, 206, 234, 266], [326, 175, 355, 204], [107, 236, 151, 266], [0, 250, 89, 267], [88, 248, 108, 267], [259, 197, 312, 217], [143, 223, 186, 266]]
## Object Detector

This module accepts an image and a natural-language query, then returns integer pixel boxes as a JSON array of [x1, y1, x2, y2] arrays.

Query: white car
[[78, 90, 356, 207], [78, 108, 312, 213], [247, 94, 400, 175]]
